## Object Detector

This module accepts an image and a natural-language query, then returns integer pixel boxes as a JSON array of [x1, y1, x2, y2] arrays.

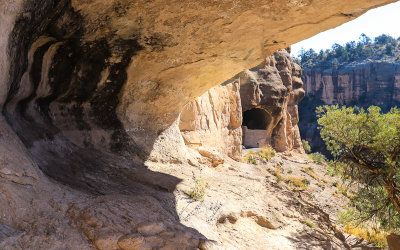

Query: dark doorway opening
[[242, 108, 270, 130]]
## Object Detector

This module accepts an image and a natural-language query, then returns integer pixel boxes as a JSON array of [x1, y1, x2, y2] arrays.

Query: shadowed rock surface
[[0, 0, 396, 248]]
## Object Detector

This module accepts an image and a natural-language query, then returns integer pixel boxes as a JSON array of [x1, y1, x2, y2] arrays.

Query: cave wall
[[179, 80, 242, 160], [2, 0, 397, 165]]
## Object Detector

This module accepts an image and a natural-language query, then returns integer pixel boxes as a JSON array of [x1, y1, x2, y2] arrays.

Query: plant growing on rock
[[317, 105, 400, 224], [244, 146, 276, 165], [258, 145, 276, 161], [188, 170, 209, 200], [302, 140, 311, 154], [309, 152, 327, 165]]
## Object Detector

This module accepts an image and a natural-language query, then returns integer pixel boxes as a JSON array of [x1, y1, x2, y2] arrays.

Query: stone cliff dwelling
[[242, 108, 271, 148]]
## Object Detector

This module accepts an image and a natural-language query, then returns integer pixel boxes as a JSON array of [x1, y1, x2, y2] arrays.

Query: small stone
[[118, 234, 150, 250], [137, 222, 165, 236]]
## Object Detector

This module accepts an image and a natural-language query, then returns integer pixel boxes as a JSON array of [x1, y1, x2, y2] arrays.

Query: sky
[[291, 1, 400, 57]]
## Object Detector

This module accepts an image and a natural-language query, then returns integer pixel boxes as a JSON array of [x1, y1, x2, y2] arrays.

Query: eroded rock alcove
[[180, 49, 305, 156], [0, 0, 396, 248]]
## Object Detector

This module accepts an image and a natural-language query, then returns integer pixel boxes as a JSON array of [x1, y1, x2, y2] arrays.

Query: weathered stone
[[240, 49, 305, 152], [180, 49, 305, 155], [180, 81, 243, 160], [137, 222, 165, 236], [387, 234, 400, 250]]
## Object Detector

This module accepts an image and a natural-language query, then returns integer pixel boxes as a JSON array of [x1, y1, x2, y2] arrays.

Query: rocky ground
[[147, 149, 380, 250]]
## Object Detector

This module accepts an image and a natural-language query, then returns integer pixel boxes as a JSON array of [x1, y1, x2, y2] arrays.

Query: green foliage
[[296, 34, 400, 70], [302, 140, 311, 153], [317, 105, 400, 230], [309, 152, 327, 165], [188, 170, 209, 200], [305, 221, 315, 228]]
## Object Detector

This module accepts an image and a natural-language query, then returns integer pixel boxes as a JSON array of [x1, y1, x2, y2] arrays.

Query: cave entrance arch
[[242, 108, 272, 148], [242, 108, 270, 130]]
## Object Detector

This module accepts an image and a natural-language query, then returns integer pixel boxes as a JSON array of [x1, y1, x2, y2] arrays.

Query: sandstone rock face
[[179, 81, 243, 160], [0, 0, 396, 248], [299, 61, 400, 153], [240, 48, 305, 152], [180, 48, 304, 156]]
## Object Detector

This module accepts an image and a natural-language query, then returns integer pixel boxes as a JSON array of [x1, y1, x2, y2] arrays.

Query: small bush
[[274, 167, 284, 183], [336, 183, 352, 198], [302, 140, 311, 154], [258, 145, 276, 161], [248, 155, 257, 165], [341, 222, 388, 248], [309, 152, 327, 165], [287, 176, 310, 189], [188, 170, 209, 200], [244, 150, 257, 165], [244, 146, 276, 165]]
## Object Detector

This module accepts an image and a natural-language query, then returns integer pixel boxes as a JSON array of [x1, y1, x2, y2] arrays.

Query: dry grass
[[273, 167, 310, 189], [333, 183, 353, 198], [188, 171, 209, 200], [286, 176, 310, 188], [302, 165, 319, 180], [244, 146, 276, 165], [343, 224, 388, 248], [258, 146, 276, 161], [244, 150, 258, 165]]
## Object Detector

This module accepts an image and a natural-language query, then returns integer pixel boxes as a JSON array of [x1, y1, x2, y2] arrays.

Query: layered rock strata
[[300, 61, 400, 153], [303, 62, 400, 106]]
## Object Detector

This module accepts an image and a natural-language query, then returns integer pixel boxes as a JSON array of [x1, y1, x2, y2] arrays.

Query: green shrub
[[309, 152, 327, 165], [188, 170, 209, 200], [302, 140, 311, 154]]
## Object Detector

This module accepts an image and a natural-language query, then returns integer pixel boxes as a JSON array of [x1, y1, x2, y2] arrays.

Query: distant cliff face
[[303, 62, 400, 106], [299, 61, 400, 153]]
